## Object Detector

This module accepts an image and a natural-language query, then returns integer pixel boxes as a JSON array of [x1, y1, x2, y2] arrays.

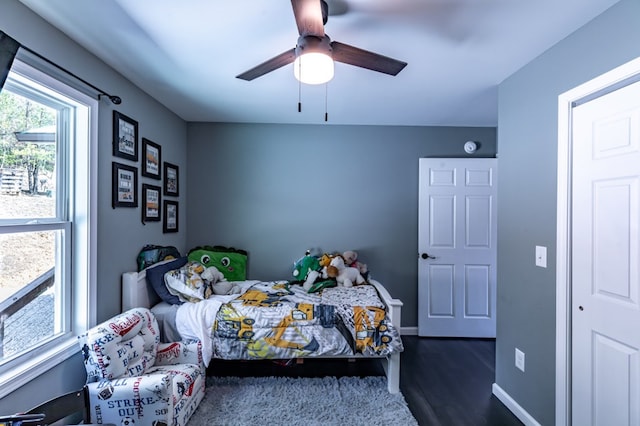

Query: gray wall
[[186, 123, 497, 327], [496, 0, 640, 424], [0, 0, 187, 410]]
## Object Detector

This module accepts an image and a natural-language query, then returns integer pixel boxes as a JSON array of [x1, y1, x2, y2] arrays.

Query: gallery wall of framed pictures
[[111, 110, 179, 233]]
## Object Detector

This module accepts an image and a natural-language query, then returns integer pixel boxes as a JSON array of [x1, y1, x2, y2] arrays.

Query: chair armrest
[[155, 340, 203, 367], [86, 376, 172, 424]]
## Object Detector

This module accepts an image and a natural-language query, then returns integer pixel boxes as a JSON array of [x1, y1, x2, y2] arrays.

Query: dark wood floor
[[400, 336, 523, 426], [208, 336, 523, 426]]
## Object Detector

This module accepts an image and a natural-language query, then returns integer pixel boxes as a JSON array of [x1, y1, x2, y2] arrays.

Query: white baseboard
[[492, 383, 541, 426], [400, 326, 418, 335]]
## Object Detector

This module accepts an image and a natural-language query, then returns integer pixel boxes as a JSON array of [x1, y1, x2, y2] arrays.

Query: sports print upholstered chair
[[78, 307, 205, 425]]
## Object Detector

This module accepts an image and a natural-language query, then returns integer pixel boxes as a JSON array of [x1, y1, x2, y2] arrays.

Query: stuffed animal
[[211, 281, 243, 295], [319, 252, 339, 279], [201, 265, 226, 283], [201, 265, 242, 295], [326, 255, 365, 287], [292, 250, 322, 291], [342, 250, 369, 281], [356, 262, 369, 280], [319, 253, 336, 268], [342, 250, 358, 266]]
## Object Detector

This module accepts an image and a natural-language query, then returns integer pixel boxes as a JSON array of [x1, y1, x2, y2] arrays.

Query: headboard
[[122, 270, 160, 312]]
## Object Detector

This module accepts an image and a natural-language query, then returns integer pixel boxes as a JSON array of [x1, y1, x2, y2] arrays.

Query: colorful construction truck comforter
[[174, 281, 403, 366]]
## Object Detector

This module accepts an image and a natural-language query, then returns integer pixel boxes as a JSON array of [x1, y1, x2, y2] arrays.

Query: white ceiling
[[19, 0, 620, 127]]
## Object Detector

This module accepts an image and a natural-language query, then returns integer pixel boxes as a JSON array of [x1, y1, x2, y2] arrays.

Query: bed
[[121, 256, 404, 393]]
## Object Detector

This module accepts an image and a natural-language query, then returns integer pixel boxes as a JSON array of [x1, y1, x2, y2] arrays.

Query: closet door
[[418, 158, 497, 337], [571, 80, 640, 426]]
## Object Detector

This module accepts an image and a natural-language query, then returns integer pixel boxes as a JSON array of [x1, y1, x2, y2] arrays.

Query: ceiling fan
[[236, 0, 407, 84]]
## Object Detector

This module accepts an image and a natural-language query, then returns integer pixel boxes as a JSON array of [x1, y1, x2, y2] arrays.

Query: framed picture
[[142, 184, 161, 223], [163, 162, 179, 196], [163, 200, 179, 233], [112, 162, 138, 208], [113, 111, 138, 161], [142, 138, 161, 179]]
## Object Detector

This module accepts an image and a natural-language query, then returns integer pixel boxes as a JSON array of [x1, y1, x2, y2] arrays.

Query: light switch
[[515, 348, 525, 372], [535, 246, 547, 268]]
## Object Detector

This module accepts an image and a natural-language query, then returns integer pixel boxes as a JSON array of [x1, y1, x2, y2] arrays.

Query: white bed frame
[[122, 270, 403, 393]]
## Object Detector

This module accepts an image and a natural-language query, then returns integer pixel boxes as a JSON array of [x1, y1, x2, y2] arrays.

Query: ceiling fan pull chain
[[298, 61, 302, 112], [325, 82, 328, 122]]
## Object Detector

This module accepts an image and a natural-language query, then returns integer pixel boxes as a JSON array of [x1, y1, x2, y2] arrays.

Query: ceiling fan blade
[[236, 49, 297, 81], [291, 0, 325, 37], [331, 41, 407, 76]]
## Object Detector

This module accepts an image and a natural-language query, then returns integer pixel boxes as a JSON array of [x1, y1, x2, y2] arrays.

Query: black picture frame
[[112, 162, 138, 208], [113, 111, 138, 161], [142, 184, 161, 223], [142, 138, 161, 179], [163, 200, 179, 233], [163, 162, 179, 196]]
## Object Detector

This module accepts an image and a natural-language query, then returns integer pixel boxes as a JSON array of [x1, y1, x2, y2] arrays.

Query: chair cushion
[[79, 308, 160, 382], [147, 363, 203, 405]]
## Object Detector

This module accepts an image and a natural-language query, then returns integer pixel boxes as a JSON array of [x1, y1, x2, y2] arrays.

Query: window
[[0, 58, 97, 396]]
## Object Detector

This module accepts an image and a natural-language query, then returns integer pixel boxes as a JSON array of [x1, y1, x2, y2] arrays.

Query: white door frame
[[556, 56, 640, 426]]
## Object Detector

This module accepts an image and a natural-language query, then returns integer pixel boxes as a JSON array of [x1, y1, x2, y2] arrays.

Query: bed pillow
[[145, 256, 188, 305], [187, 245, 248, 281], [164, 261, 207, 303]]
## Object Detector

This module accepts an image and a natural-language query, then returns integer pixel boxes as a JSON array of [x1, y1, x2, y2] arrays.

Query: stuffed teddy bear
[[342, 250, 358, 266], [342, 250, 369, 281], [292, 250, 322, 291], [326, 255, 365, 287], [201, 265, 225, 283], [201, 265, 242, 296]]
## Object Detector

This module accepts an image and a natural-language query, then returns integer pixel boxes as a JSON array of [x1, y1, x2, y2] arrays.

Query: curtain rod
[[19, 44, 121, 105]]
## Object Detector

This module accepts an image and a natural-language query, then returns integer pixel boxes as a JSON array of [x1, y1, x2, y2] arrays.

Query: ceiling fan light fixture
[[294, 52, 334, 85], [236, 1, 406, 85]]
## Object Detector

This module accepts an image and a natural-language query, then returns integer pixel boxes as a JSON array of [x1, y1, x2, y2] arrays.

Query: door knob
[[420, 253, 436, 260]]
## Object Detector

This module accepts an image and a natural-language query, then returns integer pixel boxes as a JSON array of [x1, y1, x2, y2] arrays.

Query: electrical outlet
[[535, 246, 547, 268], [515, 348, 525, 372]]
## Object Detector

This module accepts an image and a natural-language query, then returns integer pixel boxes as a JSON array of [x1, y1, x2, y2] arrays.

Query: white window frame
[[0, 58, 97, 398]]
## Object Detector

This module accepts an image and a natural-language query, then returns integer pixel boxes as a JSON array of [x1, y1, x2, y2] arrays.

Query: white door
[[571, 80, 640, 426], [418, 158, 497, 337]]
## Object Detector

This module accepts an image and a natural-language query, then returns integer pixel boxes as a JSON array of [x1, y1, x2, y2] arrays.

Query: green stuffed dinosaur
[[292, 250, 322, 291]]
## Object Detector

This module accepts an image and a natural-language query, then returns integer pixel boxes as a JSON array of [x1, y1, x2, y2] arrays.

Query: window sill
[[0, 336, 79, 399]]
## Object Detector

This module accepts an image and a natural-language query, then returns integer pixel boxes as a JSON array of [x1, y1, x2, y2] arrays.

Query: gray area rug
[[189, 376, 418, 426]]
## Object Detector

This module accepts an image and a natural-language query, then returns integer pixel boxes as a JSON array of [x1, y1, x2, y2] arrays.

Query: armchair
[[78, 307, 205, 425]]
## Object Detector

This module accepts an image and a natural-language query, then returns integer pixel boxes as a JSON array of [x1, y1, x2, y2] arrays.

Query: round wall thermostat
[[464, 141, 477, 154]]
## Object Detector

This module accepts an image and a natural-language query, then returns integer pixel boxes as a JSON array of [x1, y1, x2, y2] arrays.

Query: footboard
[[369, 279, 403, 394], [369, 279, 403, 330]]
